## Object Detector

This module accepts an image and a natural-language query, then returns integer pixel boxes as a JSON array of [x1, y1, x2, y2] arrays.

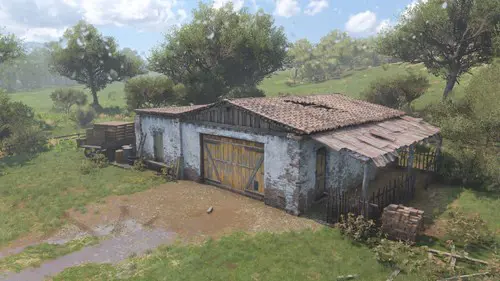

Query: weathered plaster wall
[[297, 139, 318, 213], [135, 114, 181, 165], [180, 122, 301, 214]]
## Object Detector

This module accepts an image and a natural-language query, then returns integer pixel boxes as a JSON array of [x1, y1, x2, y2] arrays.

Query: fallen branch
[[427, 249, 489, 265], [386, 269, 400, 281], [437, 272, 490, 281], [337, 274, 358, 280]]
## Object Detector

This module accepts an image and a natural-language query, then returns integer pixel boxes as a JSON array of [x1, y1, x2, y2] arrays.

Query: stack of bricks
[[381, 204, 425, 243]]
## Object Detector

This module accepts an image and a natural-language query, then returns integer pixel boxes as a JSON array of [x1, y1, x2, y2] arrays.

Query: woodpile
[[381, 204, 424, 243]]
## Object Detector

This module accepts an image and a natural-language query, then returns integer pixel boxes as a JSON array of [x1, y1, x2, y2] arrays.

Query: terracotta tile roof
[[135, 104, 210, 116], [227, 94, 405, 134], [312, 115, 440, 167], [136, 94, 405, 134]]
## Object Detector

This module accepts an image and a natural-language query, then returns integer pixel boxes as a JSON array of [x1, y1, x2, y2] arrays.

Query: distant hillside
[[258, 63, 475, 110]]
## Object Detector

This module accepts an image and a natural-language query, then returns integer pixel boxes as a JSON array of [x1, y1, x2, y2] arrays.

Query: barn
[[134, 94, 440, 215]]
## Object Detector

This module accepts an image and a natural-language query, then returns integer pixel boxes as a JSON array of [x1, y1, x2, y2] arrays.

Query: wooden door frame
[[315, 147, 327, 201], [200, 133, 265, 200]]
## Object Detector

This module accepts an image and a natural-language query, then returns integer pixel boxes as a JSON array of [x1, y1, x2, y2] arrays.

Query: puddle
[[0, 220, 176, 281]]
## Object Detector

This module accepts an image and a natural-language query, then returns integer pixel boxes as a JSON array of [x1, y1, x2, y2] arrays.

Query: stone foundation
[[381, 204, 424, 243]]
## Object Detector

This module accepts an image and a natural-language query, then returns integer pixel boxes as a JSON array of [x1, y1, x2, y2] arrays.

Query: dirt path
[[0, 181, 319, 280]]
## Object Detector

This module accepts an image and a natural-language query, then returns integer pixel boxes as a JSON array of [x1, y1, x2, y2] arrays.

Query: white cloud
[[305, 0, 328, 16], [375, 19, 392, 33], [0, 0, 187, 42], [274, 0, 301, 18], [213, 0, 245, 11], [345, 10, 377, 33]]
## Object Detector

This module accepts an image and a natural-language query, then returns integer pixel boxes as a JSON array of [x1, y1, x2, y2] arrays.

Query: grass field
[[5, 63, 475, 137], [52, 229, 416, 281], [0, 141, 162, 247]]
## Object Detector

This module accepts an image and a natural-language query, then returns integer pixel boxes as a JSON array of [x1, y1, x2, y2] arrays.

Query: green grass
[[52, 228, 425, 281], [0, 236, 99, 273], [258, 63, 475, 110], [0, 141, 162, 247]]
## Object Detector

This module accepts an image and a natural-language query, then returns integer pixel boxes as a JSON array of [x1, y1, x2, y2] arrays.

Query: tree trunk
[[90, 88, 102, 111], [443, 71, 458, 100]]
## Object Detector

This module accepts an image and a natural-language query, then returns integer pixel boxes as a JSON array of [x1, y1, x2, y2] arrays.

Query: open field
[[5, 62, 477, 137]]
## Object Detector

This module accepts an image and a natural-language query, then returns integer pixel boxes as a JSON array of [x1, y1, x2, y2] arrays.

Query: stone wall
[[135, 114, 181, 165], [381, 204, 425, 243]]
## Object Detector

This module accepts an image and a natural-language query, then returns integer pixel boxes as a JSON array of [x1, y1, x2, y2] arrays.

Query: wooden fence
[[1, 133, 82, 155], [325, 173, 416, 224], [398, 147, 439, 172]]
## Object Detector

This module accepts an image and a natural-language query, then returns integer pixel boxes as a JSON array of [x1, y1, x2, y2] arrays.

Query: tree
[[378, 0, 500, 100], [121, 48, 147, 78], [149, 3, 288, 104], [124, 75, 184, 110], [363, 71, 430, 112], [0, 32, 23, 65], [0, 91, 47, 154], [288, 39, 314, 83], [50, 88, 88, 114], [50, 21, 146, 109]]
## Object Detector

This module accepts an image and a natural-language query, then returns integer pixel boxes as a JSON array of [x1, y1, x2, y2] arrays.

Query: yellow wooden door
[[315, 147, 327, 200], [203, 135, 265, 194]]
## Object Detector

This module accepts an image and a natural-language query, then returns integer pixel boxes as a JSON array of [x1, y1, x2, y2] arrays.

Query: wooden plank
[[245, 152, 264, 192], [204, 141, 222, 183]]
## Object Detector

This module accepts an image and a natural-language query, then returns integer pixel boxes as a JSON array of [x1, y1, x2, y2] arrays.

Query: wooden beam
[[183, 120, 293, 138], [427, 249, 489, 265], [362, 162, 370, 200], [407, 144, 415, 174]]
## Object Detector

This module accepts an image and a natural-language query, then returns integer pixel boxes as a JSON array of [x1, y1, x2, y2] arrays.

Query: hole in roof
[[283, 99, 337, 111]]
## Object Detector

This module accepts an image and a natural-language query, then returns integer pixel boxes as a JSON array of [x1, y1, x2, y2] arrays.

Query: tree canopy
[[0, 32, 23, 65], [49, 21, 146, 109], [149, 3, 288, 104], [287, 31, 394, 83], [378, 0, 500, 100]]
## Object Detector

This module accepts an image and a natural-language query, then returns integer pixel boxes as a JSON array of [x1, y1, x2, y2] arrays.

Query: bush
[[132, 158, 146, 171], [224, 86, 265, 99], [363, 71, 429, 111], [0, 91, 47, 155], [71, 107, 96, 128], [50, 88, 87, 114], [373, 239, 453, 279], [124, 75, 184, 110], [425, 62, 500, 190], [445, 209, 495, 249], [337, 213, 379, 243], [79, 153, 109, 174], [160, 165, 177, 182]]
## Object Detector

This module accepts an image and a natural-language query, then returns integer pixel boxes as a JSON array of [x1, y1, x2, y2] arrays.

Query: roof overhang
[[311, 116, 440, 167]]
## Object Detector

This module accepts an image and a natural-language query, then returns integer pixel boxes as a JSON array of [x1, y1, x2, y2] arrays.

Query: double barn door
[[202, 135, 265, 194]]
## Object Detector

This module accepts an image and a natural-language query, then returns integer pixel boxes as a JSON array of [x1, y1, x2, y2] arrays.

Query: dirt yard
[[60, 181, 319, 243]]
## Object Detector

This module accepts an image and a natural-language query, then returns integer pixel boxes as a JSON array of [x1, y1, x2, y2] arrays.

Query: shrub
[[373, 239, 452, 279], [224, 86, 265, 99], [425, 62, 500, 190], [160, 165, 177, 182], [337, 213, 379, 243], [124, 75, 184, 110], [445, 209, 495, 249], [363, 71, 429, 111], [71, 107, 96, 129], [132, 158, 146, 171], [50, 88, 88, 114], [79, 153, 109, 174]]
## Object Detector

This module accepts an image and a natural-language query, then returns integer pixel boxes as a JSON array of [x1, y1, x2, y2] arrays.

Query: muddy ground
[[1, 181, 319, 254]]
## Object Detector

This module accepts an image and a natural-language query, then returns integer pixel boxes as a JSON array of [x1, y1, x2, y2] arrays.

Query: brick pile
[[381, 204, 424, 243]]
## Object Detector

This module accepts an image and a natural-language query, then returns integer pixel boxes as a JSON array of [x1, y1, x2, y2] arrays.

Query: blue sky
[[0, 0, 419, 56]]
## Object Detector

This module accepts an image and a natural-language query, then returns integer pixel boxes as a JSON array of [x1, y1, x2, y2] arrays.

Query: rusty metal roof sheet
[[311, 116, 440, 167], [135, 104, 210, 116]]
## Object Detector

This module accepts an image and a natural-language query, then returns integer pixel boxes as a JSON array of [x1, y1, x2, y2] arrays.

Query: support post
[[178, 118, 184, 180], [362, 161, 370, 218], [435, 134, 443, 172], [407, 144, 415, 175]]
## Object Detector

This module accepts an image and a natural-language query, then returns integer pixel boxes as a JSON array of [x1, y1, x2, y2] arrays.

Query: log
[[337, 274, 358, 280], [386, 269, 400, 281], [427, 249, 489, 265], [436, 272, 490, 281]]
